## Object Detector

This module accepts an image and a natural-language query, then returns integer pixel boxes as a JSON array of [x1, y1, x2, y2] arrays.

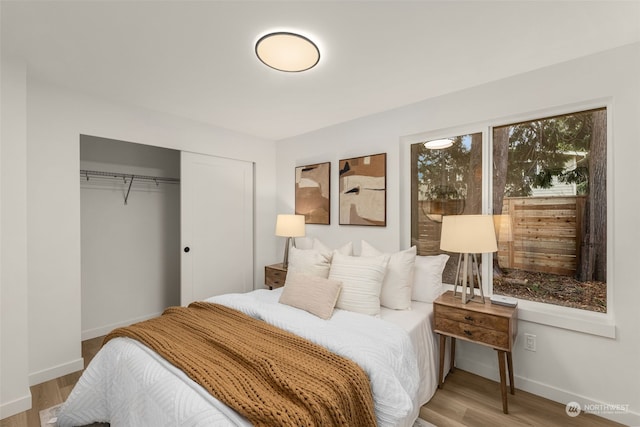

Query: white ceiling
[[2, 1, 639, 140]]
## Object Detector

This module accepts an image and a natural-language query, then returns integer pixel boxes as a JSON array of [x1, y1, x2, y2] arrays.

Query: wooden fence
[[497, 196, 585, 276], [414, 196, 585, 277]]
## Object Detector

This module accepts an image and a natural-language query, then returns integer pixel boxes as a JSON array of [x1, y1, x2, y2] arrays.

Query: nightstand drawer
[[435, 317, 510, 349], [436, 304, 509, 332], [265, 264, 287, 289]]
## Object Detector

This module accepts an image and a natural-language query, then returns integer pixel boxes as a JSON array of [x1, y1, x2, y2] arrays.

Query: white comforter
[[58, 289, 420, 427]]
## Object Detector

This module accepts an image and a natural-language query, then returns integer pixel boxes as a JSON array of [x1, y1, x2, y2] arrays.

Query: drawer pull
[[464, 315, 474, 321], [464, 330, 473, 337]]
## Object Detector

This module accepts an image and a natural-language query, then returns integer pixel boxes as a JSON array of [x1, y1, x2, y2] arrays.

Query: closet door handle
[[184, 247, 190, 253]]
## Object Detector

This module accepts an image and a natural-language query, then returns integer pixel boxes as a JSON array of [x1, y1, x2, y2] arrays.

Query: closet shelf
[[80, 169, 180, 205]]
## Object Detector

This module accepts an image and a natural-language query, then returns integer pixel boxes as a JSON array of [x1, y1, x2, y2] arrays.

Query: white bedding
[[58, 288, 438, 427], [380, 300, 438, 408]]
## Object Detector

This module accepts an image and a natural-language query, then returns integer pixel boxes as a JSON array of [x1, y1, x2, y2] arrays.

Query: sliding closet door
[[181, 152, 254, 305]]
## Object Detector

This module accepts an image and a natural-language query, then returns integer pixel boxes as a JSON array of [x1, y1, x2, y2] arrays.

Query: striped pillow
[[329, 252, 389, 316]]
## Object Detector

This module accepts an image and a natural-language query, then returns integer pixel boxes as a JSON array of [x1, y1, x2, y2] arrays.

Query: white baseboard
[[81, 311, 162, 341], [456, 356, 640, 426], [0, 393, 32, 420], [29, 358, 84, 387]]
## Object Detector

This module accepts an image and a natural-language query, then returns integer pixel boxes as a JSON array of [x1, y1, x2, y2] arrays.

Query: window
[[492, 108, 607, 312], [410, 107, 607, 313], [410, 133, 483, 283]]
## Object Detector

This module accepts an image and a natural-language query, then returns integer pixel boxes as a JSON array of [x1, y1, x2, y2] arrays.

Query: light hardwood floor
[[1, 337, 624, 427], [421, 368, 624, 427]]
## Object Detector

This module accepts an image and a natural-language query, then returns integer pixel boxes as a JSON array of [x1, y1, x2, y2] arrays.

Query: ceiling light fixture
[[424, 138, 454, 149], [255, 32, 320, 72]]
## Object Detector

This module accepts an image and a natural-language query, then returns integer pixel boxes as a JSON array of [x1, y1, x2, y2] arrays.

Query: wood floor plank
[[0, 412, 27, 427], [420, 406, 467, 427], [422, 369, 625, 427]]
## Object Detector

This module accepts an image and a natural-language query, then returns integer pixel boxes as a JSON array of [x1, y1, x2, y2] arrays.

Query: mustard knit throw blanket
[[105, 302, 377, 427]]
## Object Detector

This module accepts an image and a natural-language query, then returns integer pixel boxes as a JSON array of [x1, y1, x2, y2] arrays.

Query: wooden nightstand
[[434, 290, 518, 414], [264, 263, 287, 289]]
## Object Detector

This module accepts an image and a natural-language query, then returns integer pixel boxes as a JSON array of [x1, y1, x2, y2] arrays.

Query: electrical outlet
[[524, 333, 537, 352]]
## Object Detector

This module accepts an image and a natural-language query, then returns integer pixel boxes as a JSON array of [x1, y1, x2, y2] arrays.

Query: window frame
[[401, 98, 615, 338]]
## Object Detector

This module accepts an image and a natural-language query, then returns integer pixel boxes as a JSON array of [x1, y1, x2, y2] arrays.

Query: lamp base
[[281, 237, 297, 268], [282, 237, 291, 268], [452, 253, 485, 304]]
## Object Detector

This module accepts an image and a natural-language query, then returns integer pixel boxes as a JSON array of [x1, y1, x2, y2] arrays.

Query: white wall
[[0, 58, 32, 419], [21, 77, 277, 389], [276, 43, 640, 425], [80, 136, 180, 340]]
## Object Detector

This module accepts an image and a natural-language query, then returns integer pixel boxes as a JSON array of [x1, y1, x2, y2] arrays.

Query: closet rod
[[80, 169, 180, 184], [80, 169, 180, 205]]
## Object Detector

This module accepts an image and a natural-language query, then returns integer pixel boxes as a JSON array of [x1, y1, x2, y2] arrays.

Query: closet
[[80, 136, 254, 340]]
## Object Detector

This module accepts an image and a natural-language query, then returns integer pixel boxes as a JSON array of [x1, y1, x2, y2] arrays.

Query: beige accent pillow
[[279, 272, 342, 319], [361, 241, 417, 310]]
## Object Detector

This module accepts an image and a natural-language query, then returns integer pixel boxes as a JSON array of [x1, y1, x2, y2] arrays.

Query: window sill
[[512, 298, 615, 338]]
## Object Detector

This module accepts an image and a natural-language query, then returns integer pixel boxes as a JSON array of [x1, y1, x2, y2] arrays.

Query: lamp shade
[[440, 215, 498, 253], [493, 214, 513, 243], [275, 214, 306, 237]]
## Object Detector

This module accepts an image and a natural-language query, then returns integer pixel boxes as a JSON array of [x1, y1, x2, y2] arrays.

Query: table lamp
[[275, 214, 306, 268], [440, 215, 498, 303]]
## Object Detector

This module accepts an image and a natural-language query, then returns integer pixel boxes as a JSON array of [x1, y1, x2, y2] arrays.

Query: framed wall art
[[295, 162, 330, 224], [339, 153, 386, 226]]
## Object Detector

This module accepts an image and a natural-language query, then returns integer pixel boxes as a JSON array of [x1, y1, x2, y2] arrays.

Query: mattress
[[58, 288, 439, 427]]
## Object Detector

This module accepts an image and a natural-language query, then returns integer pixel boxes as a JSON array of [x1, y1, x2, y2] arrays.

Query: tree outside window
[[492, 108, 607, 312]]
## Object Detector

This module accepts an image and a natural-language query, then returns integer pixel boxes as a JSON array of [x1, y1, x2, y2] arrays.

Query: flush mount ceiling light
[[424, 138, 454, 149], [255, 32, 320, 72]]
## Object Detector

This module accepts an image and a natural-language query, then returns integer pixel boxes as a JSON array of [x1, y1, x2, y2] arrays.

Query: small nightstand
[[434, 290, 518, 414], [264, 263, 287, 289]]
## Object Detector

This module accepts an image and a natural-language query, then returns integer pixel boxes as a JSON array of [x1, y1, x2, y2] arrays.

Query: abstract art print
[[339, 153, 386, 226], [295, 162, 330, 224]]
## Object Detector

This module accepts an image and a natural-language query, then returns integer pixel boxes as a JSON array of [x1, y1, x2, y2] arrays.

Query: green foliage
[[501, 111, 593, 197], [415, 111, 596, 203], [426, 184, 462, 200], [416, 135, 473, 200]]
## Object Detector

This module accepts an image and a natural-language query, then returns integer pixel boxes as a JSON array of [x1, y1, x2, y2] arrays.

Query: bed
[[58, 242, 447, 426]]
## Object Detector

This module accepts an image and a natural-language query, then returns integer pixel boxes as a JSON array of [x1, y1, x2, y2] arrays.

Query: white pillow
[[312, 238, 353, 257], [294, 237, 314, 250], [279, 273, 342, 320], [329, 252, 389, 316], [361, 241, 416, 310], [287, 239, 353, 278], [411, 254, 450, 303], [287, 246, 332, 278]]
